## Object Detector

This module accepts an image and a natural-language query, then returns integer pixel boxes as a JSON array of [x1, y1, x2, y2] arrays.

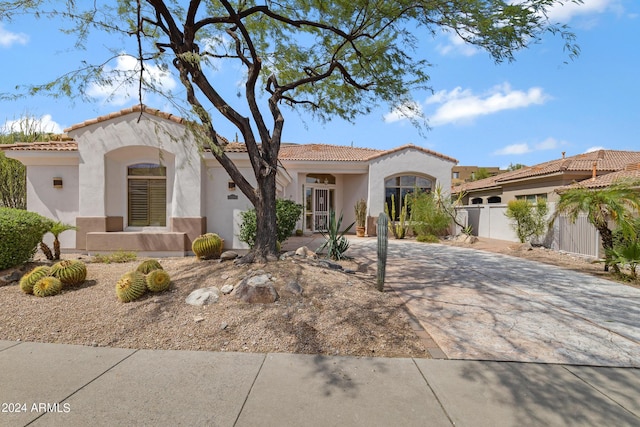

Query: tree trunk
[[599, 225, 614, 272], [240, 171, 279, 263]]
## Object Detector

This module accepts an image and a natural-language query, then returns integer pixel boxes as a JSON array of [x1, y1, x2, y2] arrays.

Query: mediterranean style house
[[452, 149, 640, 205], [4, 105, 457, 256]]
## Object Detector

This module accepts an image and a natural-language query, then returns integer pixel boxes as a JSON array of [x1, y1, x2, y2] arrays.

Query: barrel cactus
[[146, 269, 171, 293], [19, 266, 52, 294], [32, 276, 63, 297], [137, 259, 163, 274], [115, 271, 147, 303], [192, 233, 223, 260], [51, 259, 87, 286]]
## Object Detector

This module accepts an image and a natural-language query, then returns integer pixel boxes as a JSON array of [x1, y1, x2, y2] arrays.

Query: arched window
[[487, 196, 502, 204], [128, 163, 166, 227], [471, 197, 483, 205], [385, 175, 432, 219]]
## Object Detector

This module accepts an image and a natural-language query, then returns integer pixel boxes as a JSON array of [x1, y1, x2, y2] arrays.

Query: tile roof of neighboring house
[[452, 150, 640, 193], [559, 166, 640, 190], [0, 141, 79, 151]]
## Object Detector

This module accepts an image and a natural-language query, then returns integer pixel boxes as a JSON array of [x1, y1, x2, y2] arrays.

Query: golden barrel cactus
[[137, 259, 163, 274], [33, 276, 63, 297], [19, 266, 52, 294], [51, 260, 87, 286], [192, 233, 223, 260], [146, 269, 171, 293], [115, 271, 147, 303]]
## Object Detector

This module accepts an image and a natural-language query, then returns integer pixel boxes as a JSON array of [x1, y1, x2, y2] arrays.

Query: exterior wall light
[[53, 177, 63, 189]]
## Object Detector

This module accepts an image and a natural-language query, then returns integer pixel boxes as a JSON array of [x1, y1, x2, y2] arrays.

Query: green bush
[[92, 251, 138, 264], [0, 208, 51, 270], [505, 199, 548, 243], [238, 199, 303, 248], [410, 190, 451, 239]]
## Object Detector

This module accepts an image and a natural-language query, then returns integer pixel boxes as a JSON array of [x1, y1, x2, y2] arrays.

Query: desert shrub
[[239, 199, 303, 247], [416, 234, 440, 243], [318, 210, 354, 260], [0, 208, 51, 270], [505, 199, 548, 243], [410, 191, 451, 239], [609, 217, 640, 279], [93, 251, 137, 264]]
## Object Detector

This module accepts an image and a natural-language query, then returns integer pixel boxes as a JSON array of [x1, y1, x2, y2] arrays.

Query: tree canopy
[[0, 0, 581, 261]]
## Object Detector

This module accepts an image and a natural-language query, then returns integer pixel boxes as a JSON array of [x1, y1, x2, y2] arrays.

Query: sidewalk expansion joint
[[412, 358, 455, 426], [233, 353, 267, 427]]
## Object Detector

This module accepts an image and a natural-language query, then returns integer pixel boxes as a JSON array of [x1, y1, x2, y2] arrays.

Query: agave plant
[[317, 210, 354, 260]]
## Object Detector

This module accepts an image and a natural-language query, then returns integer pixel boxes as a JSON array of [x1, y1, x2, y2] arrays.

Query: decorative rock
[[455, 234, 478, 244], [220, 251, 239, 261], [194, 316, 205, 323], [220, 284, 234, 294], [185, 287, 220, 306], [318, 260, 343, 270], [295, 246, 317, 259], [220, 322, 228, 330], [235, 276, 279, 304], [0, 268, 24, 286], [284, 280, 303, 296]]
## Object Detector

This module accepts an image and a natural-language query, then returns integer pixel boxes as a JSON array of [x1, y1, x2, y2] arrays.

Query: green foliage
[[471, 168, 491, 181], [410, 190, 451, 239], [192, 233, 224, 260], [384, 193, 409, 239], [551, 180, 640, 271], [33, 276, 63, 297], [507, 163, 527, 171], [51, 259, 87, 286], [92, 251, 137, 264], [19, 266, 52, 294], [238, 199, 303, 248], [40, 221, 77, 261], [115, 271, 147, 303], [318, 210, 355, 260], [354, 199, 367, 227], [505, 199, 548, 243], [416, 234, 440, 243], [609, 218, 640, 280], [137, 259, 163, 274], [0, 208, 51, 270], [146, 269, 171, 292]]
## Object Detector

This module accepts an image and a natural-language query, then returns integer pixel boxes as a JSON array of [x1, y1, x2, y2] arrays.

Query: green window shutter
[[128, 179, 166, 226], [149, 179, 166, 226]]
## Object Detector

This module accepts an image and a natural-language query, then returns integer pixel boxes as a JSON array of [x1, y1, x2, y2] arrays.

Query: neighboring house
[[452, 150, 640, 205], [3, 105, 457, 256], [451, 166, 505, 186]]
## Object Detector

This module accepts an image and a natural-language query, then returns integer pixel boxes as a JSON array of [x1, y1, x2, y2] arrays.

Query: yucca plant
[[317, 210, 354, 260]]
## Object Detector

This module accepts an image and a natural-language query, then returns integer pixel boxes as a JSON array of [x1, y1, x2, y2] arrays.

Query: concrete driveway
[[349, 239, 640, 367]]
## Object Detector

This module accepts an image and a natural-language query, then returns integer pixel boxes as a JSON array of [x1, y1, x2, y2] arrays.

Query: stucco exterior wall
[[26, 164, 79, 249], [367, 147, 455, 217]]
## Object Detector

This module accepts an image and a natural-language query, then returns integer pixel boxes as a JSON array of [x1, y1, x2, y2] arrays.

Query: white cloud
[[2, 114, 63, 135], [0, 24, 28, 48], [87, 54, 177, 106], [585, 146, 605, 153], [426, 83, 549, 126], [383, 101, 423, 123], [493, 137, 565, 156], [436, 32, 479, 58], [546, 0, 615, 23]]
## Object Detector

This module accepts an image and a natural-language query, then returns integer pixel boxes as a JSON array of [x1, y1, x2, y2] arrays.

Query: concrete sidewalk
[[1, 341, 639, 426]]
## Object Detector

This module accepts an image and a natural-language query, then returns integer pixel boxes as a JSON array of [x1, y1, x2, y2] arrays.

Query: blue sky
[[1, 0, 638, 169]]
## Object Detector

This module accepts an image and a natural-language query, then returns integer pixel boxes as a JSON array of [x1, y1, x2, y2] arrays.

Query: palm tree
[[551, 179, 640, 271], [40, 221, 77, 260]]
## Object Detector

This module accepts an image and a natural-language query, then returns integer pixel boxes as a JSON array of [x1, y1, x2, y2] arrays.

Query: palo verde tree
[[1, 0, 581, 262]]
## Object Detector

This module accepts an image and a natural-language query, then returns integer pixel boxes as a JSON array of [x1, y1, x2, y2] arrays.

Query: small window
[[452, 172, 460, 179], [487, 196, 502, 204], [384, 174, 433, 220], [516, 194, 547, 203], [128, 163, 166, 227], [306, 174, 335, 184], [471, 197, 483, 205]]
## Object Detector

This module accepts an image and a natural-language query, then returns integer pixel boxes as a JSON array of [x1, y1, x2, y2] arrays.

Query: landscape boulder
[[234, 274, 279, 304], [185, 287, 220, 306]]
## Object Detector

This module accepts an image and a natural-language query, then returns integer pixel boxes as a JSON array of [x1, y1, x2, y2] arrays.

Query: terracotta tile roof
[[560, 169, 640, 190], [496, 150, 640, 182], [64, 104, 184, 132], [452, 167, 530, 193], [278, 143, 382, 161], [0, 141, 79, 151]]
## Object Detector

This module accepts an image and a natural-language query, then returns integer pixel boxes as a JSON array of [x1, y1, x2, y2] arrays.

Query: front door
[[313, 188, 330, 231]]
